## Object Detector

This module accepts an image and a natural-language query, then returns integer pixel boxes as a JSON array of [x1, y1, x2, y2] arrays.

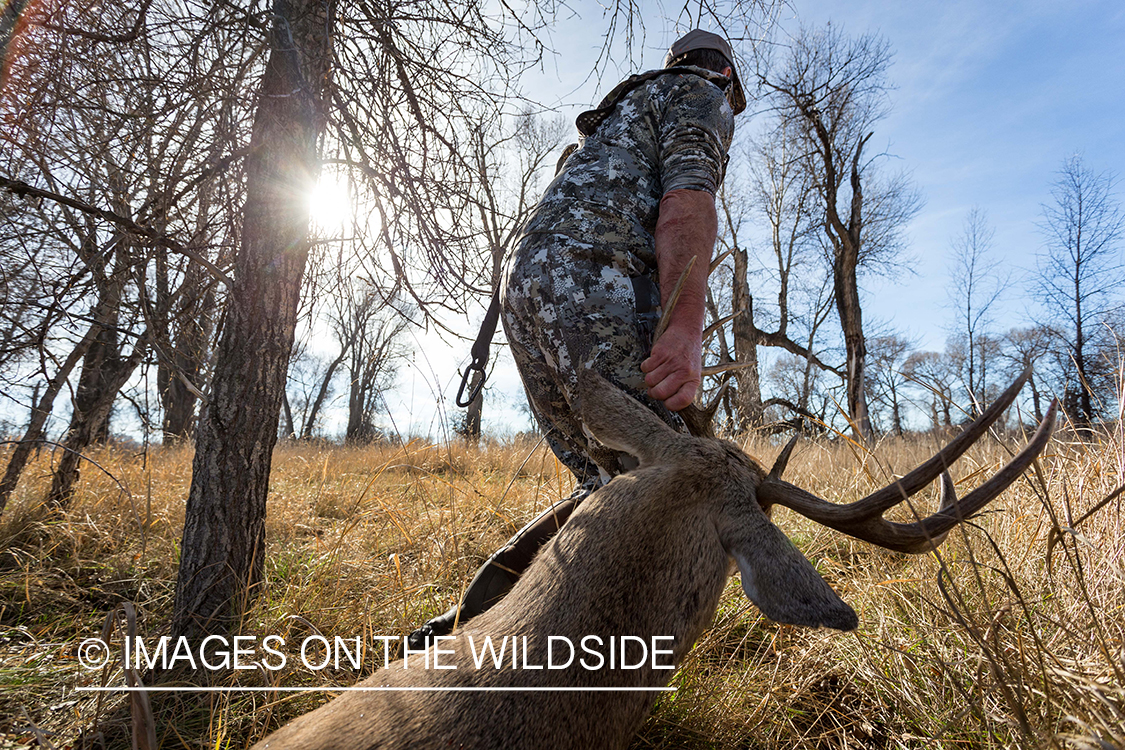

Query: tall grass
[[0, 421, 1121, 749]]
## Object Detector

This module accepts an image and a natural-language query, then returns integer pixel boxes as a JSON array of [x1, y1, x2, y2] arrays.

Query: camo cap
[[663, 29, 746, 114]]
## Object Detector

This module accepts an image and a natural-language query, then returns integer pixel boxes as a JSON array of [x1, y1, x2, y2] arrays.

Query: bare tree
[[1035, 154, 1124, 426], [457, 110, 566, 440], [45, 283, 150, 507], [172, 0, 333, 642], [710, 177, 763, 428], [707, 133, 840, 431], [1000, 325, 1054, 424], [866, 333, 915, 436], [283, 344, 340, 440], [903, 347, 961, 431], [344, 293, 411, 444], [760, 24, 921, 441], [948, 206, 1009, 416]]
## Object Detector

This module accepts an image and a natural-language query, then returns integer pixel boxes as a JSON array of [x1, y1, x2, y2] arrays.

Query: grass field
[[0, 420, 1122, 749]]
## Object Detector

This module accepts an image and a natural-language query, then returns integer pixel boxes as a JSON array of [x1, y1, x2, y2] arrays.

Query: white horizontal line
[[74, 686, 676, 693]]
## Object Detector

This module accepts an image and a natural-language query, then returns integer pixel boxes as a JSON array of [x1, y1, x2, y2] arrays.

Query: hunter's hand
[[641, 326, 702, 412]]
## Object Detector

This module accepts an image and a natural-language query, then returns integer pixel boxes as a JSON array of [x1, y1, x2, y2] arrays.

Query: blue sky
[[820, 0, 1125, 343]]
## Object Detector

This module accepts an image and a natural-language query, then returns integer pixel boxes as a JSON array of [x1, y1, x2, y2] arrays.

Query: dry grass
[[0, 423, 1122, 749]]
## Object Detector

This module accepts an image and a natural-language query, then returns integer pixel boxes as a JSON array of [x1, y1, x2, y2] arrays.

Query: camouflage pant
[[501, 232, 687, 502]]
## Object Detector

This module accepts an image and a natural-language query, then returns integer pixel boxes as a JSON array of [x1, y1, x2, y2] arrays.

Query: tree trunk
[[1028, 372, 1044, 424], [834, 259, 871, 440], [46, 347, 145, 508], [162, 357, 199, 444], [46, 250, 154, 507], [281, 390, 296, 441], [1073, 309, 1093, 427], [890, 384, 903, 437], [300, 348, 347, 439], [798, 324, 818, 418], [346, 364, 378, 443], [156, 247, 172, 438], [346, 360, 367, 443], [731, 246, 763, 429], [464, 386, 483, 442], [171, 0, 331, 642], [967, 329, 977, 417], [824, 133, 875, 442], [0, 322, 99, 516], [47, 316, 147, 508]]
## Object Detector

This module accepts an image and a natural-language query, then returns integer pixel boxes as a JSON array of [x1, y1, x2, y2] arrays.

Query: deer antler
[[651, 258, 1054, 551], [758, 366, 1056, 553]]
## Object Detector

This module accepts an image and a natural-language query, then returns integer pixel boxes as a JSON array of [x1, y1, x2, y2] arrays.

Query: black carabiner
[[456, 360, 486, 408], [455, 288, 502, 408]]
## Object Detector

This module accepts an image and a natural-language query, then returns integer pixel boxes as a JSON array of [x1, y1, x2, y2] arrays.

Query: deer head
[[580, 366, 1055, 627], [578, 369, 860, 630]]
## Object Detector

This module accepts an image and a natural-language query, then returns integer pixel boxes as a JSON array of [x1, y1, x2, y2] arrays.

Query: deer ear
[[725, 508, 858, 631], [576, 370, 680, 466]]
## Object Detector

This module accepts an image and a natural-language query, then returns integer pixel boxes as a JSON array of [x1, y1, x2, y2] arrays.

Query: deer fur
[[253, 372, 856, 750]]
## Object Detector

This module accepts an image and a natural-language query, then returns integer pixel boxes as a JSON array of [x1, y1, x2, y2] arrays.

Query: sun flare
[[308, 174, 353, 232]]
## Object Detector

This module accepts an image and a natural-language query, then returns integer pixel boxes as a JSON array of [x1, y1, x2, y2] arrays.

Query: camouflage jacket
[[519, 66, 736, 276]]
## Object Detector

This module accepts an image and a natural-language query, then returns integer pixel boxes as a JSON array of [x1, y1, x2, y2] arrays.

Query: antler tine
[[925, 471, 957, 548], [701, 361, 757, 377], [678, 381, 728, 439], [769, 436, 799, 480], [910, 398, 1057, 543], [710, 248, 733, 274], [703, 313, 738, 344], [846, 364, 1032, 518], [757, 374, 1055, 554]]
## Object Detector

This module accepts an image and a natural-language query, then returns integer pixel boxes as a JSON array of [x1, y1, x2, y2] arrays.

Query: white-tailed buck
[[254, 369, 1054, 750]]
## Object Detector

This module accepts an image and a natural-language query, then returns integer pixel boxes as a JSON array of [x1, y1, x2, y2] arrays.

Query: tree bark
[[280, 390, 296, 440], [463, 385, 483, 442], [1073, 282, 1093, 426], [823, 132, 875, 442], [834, 255, 871, 439], [45, 285, 120, 507], [1028, 372, 1043, 424], [160, 265, 214, 445], [46, 297, 148, 508], [46, 332, 147, 507], [730, 246, 763, 429], [171, 0, 331, 642], [889, 383, 903, 437]]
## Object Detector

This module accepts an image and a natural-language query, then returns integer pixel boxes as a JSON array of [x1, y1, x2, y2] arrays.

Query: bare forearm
[[641, 189, 718, 411], [654, 189, 717, 336]]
